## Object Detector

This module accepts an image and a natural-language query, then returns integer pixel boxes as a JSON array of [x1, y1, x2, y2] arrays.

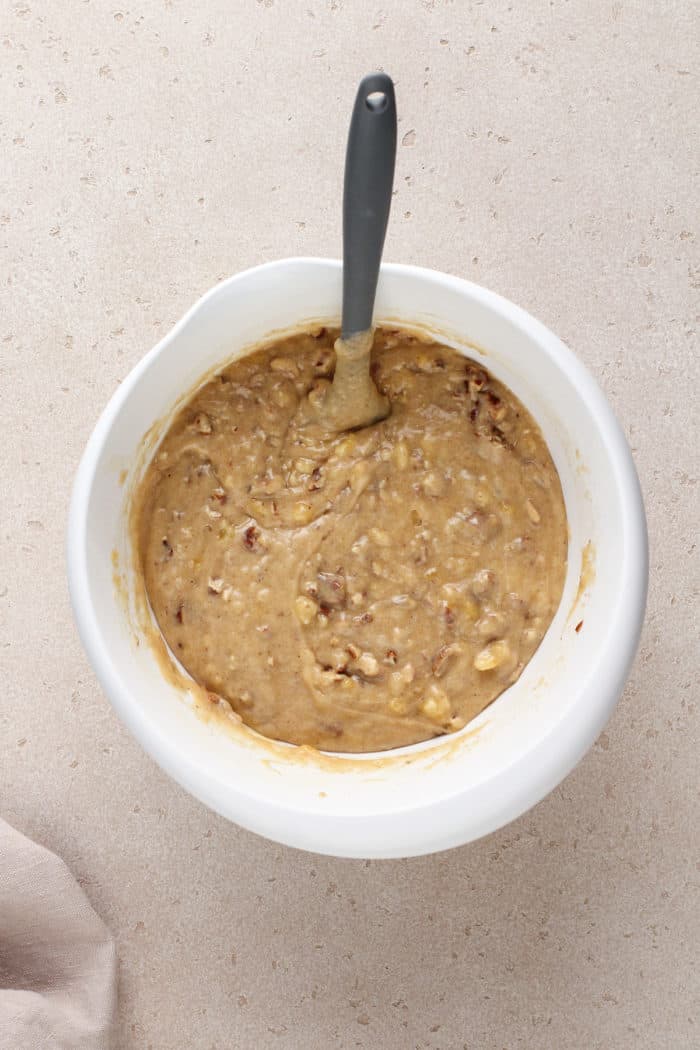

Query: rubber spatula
[[317, 72, 397, 431]]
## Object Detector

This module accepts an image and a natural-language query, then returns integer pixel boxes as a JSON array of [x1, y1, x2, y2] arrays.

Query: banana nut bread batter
[[135, 327, 567, 752]]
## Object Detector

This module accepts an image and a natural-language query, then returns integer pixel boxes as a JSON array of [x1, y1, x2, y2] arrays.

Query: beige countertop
[[2, 2, 698, 1047]]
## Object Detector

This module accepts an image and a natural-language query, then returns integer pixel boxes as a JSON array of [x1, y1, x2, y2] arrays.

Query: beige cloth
[[0, 819, 116, 1049]]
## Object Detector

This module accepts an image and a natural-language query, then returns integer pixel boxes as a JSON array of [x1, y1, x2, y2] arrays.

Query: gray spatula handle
[[341, 72, 397, 340]]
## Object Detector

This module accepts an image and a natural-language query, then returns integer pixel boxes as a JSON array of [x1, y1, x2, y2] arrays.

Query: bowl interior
[[69, 259, 646, 856]]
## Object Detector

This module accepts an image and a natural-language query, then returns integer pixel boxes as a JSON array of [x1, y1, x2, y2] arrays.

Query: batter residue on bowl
[[135, 327, 567, 753]]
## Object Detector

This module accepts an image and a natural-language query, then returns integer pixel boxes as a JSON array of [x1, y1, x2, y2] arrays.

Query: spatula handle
[[341, 72, 397, 339]]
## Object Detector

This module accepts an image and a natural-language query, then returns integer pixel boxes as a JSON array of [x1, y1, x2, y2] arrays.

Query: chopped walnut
[[431, 643, 462, 678], [317, 571, 346, 609], [471, 569, 496, 597], [242, 524, 260, 551]]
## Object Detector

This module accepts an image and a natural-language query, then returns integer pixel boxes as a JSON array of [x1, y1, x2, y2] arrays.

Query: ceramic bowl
[[67, 259, 647, 858]]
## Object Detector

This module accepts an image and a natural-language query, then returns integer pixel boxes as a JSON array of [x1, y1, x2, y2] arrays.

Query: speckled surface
[[2, 2, 698, 1048]]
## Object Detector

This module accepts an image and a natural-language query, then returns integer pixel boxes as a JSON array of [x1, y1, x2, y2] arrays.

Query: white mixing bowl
[[67, 259, 647, 858]]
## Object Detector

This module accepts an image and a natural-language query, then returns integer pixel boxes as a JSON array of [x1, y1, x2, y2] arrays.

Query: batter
[[135, 327, 567, 752]]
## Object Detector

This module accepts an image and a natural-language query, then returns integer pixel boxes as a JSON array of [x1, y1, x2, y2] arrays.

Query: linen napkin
[[0, 818, 116, 1049]]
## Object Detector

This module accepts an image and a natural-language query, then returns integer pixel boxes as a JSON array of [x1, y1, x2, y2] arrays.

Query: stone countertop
[[2, 2, 697, 1047]]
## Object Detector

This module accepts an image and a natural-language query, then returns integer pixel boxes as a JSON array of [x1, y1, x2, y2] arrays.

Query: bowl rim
[[67, 257, 648, 857]]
